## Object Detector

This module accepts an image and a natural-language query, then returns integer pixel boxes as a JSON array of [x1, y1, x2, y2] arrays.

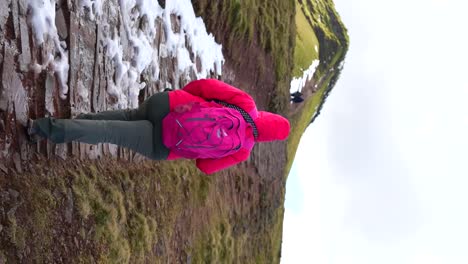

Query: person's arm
[[183, 79, 257, 114], [196, 148, 251, 175]]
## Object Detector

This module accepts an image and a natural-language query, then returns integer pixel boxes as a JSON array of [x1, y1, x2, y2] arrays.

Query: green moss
[[195, 174, 211, 204], [294, 1, 320, 77], [128, 212, 156, 257], [75, 254, 95, 264], [71, 167, 131, 263], [191, 218, 236, 264]]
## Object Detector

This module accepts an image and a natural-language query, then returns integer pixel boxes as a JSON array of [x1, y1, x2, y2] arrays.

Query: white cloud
[[283, 0, 468, 263]]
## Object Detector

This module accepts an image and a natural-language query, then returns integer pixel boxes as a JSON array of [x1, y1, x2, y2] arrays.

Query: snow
[[52, 43, 70, 100], [27, 0, 57, 45], [80, 0, 103, 20], [135, 0, 163, 37], [290, 60, 320, 93], [164, 0, 224, 76], [83, 0, 224, 109], [26, 0, 224, 110], [27, 0, 70, 99], [129, 32, 154, 73]]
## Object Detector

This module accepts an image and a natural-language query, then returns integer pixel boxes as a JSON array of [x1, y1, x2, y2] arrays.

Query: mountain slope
[[0, 0, 348, 263], [194, 0, 349, 262]]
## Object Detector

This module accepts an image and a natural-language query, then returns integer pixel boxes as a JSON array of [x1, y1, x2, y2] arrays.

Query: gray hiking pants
[[34, 92, 170, 160]]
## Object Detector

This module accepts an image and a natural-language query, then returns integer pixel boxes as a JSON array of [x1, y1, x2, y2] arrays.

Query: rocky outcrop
[[0, 0, 222, 168]]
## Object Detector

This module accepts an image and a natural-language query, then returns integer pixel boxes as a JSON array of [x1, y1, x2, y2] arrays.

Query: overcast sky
[[282, 0, 468, 263]]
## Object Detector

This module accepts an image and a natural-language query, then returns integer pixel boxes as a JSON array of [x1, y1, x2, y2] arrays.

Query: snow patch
[[135, 0, 164, 37], [165, 0, 224, 77], [27, 0, 57, 45], [80, 0, 224, 109], [290, 60, 320, 94], [80, 0, 103, 20], [103, 35, 143, 108], [27, 0, 70, 99], [52, 43, 70, 100], [129, 32, 154, 73]]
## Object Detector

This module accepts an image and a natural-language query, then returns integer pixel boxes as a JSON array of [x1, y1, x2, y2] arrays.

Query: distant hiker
[[290, 91, 303, 98], [27, 79, 290, 174], [290, 91, 304, 103], [291, 96, 304, 103]]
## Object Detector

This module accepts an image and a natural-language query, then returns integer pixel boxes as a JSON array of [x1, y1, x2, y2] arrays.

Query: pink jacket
[[167, 79, 290, 174]]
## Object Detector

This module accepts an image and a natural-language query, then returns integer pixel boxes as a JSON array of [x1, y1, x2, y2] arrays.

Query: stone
[[20, 142, 28, 161], [10, 0, 19, 39], [0, 163, 7, 174], [65, 188, 74, 224], [0, 191, 10, 202], [56, 7, 69, 40], [55, 144, 68, 160], [0, 250, 5, 264], [13, 152, 22, 173], [19, 16, 31, 71], [17, 0, 28, 16], [0, 0, 10, 31], [8, 188, 19, 199]]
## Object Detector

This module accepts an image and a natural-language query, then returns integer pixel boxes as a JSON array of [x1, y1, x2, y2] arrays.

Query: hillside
[[0, 0, 348, 263], [194, 0, 349, 261], [286, 0, 349, 171], [298, 0, 349, 124]]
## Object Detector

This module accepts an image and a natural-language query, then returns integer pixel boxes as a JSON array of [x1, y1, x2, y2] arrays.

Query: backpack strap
[[213, 100, 259, 140]]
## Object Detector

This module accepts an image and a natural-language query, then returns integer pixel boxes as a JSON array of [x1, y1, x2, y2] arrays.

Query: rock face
[[0, 0, 223, 167]]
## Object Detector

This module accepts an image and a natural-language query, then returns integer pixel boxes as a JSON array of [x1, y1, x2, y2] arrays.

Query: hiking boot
[[26, 119, 43, 143]]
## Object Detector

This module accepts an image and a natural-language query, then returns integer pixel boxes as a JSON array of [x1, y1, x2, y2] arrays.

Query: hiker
[[290, 91, 303, 98], [28, 79, 290, 174], [290, 91, 304, 103], [291, 95, 304, 103]]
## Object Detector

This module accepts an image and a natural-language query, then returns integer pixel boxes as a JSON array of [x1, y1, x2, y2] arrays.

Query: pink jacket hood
[[254, 111, 290, 142]]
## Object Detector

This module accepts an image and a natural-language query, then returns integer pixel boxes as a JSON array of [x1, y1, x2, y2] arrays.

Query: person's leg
[[31, 92, 171, 158], [141, 92, 170, 156], [142, 92, 169, 124], [75, 92, 170, 121], [75, 109, 143, 121], [32, 118, 169, 159]]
